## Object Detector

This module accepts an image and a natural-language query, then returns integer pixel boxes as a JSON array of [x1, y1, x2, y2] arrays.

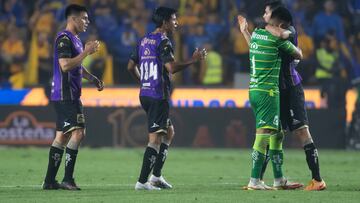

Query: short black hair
[[152, 7, 177, 28], [65, 4, 88, 19], [270, 6, 293, 26], [265, 0, 284, 10]]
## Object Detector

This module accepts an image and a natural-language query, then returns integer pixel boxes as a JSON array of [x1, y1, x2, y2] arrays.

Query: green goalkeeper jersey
[[249, 28, 298, 94]]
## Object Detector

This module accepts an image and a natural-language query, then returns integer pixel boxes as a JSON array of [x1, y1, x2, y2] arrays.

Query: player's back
[[137, 32, 171, 100], [249, 28, 284, 93]]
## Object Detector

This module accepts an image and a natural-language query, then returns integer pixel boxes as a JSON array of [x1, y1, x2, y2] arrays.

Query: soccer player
[[259, 1, 326, 191], [128, 7, 207, 190], [42, 4, 104, 190], [238, 6, 303, 190]]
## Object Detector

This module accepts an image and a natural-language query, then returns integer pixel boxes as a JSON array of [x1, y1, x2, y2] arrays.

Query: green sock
[[251, 150, 266, 179], [269, 149, 283, 179]]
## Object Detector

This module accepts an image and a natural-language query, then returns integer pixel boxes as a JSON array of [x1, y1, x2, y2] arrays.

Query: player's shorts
[[53, 100, 85, 134], [140, 96, 172, 134], [249, 89, 280, 131], [280, 84, 309, 131]]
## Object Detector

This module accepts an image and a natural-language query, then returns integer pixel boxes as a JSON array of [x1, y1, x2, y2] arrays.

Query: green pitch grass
[[0, 148, 360, 203]]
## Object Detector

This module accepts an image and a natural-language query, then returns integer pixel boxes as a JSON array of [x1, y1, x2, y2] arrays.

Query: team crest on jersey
[[77, 114, 85, 123]]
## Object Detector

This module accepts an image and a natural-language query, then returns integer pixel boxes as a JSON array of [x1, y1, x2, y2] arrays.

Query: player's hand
[[85, 40, 100, 55], [93, 77, 104, 91], [192, 48, 207, 61], [237, 15, 248, 33]]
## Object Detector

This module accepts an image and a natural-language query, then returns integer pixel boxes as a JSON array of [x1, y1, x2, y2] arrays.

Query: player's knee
[[147, 142, 160, 152], [294, 126, 313, 145], [253, 134, 270, 154], [52, 139, 66, 149], [71, 128, 85, 143], [149, 133, 161, 145], [53, 132, 69, 148], [164, 126, 175, 145], [269, 131, 284, 150]]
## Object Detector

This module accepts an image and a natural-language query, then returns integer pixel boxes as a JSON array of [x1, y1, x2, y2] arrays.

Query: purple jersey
[[50, 30, 83, 101], [279, 26, 302, 89], [130, 32, 174, 100]]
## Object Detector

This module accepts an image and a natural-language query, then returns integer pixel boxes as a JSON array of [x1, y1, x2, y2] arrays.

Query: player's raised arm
[[237, 15, 251, 46]]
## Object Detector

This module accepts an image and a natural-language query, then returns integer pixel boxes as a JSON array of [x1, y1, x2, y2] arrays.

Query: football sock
[[304, 143, 322, 181], [251, 150, 266, 179], [269, 149, 284, 179], [153, 143, 169, 177], [269, 132, 284, 179], [259, 145, 270, 180], [251, 134, 270, 179], [138, 146, 158, 183], [44, 146, 64, 183], [63, 147, 78, 182]]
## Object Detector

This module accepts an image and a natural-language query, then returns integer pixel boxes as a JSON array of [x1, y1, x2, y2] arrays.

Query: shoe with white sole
[[243, 178, 273, 190], [273, 177, 303, 190], [149, 175, 172, 189], [135, 181, 161, 190]]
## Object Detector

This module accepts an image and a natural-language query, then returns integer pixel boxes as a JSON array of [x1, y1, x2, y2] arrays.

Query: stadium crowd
[[0, 0, 359, 96]]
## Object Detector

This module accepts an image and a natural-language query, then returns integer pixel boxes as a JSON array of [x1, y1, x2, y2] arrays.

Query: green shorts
[[249, 89, 280, 131]]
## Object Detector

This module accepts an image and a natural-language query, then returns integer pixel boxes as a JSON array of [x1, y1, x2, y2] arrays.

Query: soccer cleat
[[135, 181, 161, 190], [60, 179, 81, 190], [244, 179, 273, 190], [273, 178, 303, 190], [304, 179, 326, 191], [42, 180, 61, 190], [149, 175, 173, 189]]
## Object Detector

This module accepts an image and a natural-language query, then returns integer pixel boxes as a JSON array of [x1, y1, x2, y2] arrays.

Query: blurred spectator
[[37, 31, 52, 85], [178, 4, 201, 27], [204, 12, 223, 43], [1, 26, 26, 89], [315, 31, 340, 108], [348, 0, 360, 30], [29, 2, 55, 35], [199, 42, 223, 85], [183, 23, 210, 84], [296, 23, 315, 84], [312, 0, 345, 43]]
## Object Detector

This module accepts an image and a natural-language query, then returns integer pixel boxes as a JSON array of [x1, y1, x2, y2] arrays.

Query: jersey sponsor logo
[[250, 42, 258, 49], [141, 38, 156, 46], [142, 82, 151, 87], [144, 48, 151, 56], [252, 33, 268, 41]]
